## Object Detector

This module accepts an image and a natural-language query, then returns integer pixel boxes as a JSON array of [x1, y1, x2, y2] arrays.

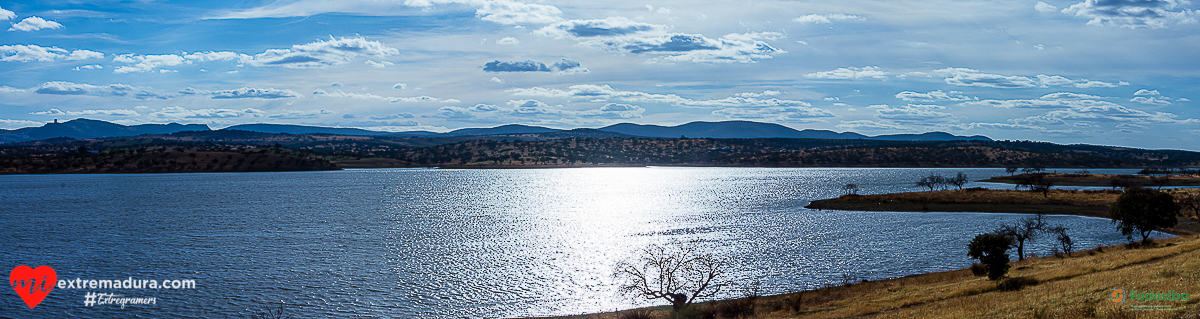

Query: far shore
[[805, 188, 1200, 236]]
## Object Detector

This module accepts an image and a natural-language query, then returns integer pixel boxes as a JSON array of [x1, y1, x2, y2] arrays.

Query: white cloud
[[0, 6, 15, 21], [894, 90, 975, 102], [406, 0, 563, 25], [869, 104, 955, 122], [1131, 96, 1171, 105], [804, 66, 888, 80], [792, 14, 865, 24], [535, 16, 668, 39], [711, 106, 835, 122], [8, 16, 63, 32], [249, 36, 399, 68], [574, 31, 785, 63], [0, 119, 41, 129], [1134, 89, 1161, 96], [1062, 0, 1197, 29], [181, 87, 302, 99], [365, 60, 394, 68], [313, 89, 451, 103], [269, 109, 334, 119], [1035, 1, 1058, 13], [33, 81, 171, 99], [393, 83, 408, 89], [0, 44, 103, 62], [184, 51, 253, 63], [497, 36, 520, 44], [149, 106, 264, 119], [490, 77, 504, 83], [30, 108, 140, 117], [935, 68, 1122, 89], [836, 120, 909, 131], [113, 54, 190, 73]]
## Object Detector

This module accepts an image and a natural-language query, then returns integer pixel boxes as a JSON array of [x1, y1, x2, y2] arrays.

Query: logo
[[1111, 289, 1126, 303], [9, 265, 57, 309]]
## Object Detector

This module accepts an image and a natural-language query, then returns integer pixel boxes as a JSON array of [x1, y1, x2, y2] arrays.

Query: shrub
[[970, 263, 988, 276], [968, 233, 1014, 280], [996, 277, 1039, 291], [616, 310, 656, 319]]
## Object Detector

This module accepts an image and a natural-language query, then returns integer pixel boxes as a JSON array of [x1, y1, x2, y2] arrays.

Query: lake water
[[0, 168, 1164, 318]]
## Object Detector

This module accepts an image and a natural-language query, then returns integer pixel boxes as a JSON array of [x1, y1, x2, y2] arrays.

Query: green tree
[[1109, 187, 1180, 243], [968, 233, 1013, 280]]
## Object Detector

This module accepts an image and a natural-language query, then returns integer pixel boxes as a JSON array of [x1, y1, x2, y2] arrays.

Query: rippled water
[[0, 168, 1164, 318]]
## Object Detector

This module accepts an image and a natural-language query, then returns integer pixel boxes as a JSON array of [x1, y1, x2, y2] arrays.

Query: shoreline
[[805, 188, 1200, 236]]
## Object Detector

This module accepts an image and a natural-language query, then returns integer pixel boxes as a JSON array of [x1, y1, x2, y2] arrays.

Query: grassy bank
[[805, 188, 1200, 236], [536, 235, 1200, 319], [982, 173, 1200, 187]]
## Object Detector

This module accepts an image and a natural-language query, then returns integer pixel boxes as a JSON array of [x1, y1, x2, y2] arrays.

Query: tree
[[1177, 192, 1199, 218], [950, 172, 969, 190], [842, 183, 859, 195], [998, 214, 1046, 261], [968, 233, 1013, 280], [1109, 187, 1181, 243], [1005, 167, 1019, 175], [613, 240, 730, 312], [1047, 226, 1074, 255], [916, 173, 947, 191]]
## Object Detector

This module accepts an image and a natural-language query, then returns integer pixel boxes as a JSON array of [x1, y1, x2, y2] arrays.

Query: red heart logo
[[9, 265, 57, 309]]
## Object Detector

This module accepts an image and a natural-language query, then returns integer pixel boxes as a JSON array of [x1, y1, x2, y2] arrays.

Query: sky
[[0, 0, 1198, 150]]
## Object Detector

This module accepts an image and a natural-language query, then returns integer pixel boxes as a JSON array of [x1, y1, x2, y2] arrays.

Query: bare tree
[[998, 214, 1046, 261], [950, 172, 969, 190], [843, 183, 859, 195], [613, 240, 730, 312], [1046, 226, 1074, 256], [1005, 167, 1019, 175]]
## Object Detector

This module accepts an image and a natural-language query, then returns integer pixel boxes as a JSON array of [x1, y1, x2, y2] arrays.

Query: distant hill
[[0, 118, 991, 144], [223, 123, 396, 136], [595, 121, 989, 141], [443, 124, 560, 136], [871, 132, 991, 141], [0, 119, 209, 143]]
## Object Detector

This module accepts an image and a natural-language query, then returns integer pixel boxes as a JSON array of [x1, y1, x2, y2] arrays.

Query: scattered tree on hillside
[[998, 214, 1046, 261], [613, 240, 730, 312], [1110, 187, 1180, 243], [1006, 167, 1019, 175], [1177, 192, 1199, 218], [968, 233, 1014, 280], [1047, 226, 1074, 255]]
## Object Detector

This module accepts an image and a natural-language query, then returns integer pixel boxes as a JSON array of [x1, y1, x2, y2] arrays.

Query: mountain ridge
[[0, 118, 990, 143]]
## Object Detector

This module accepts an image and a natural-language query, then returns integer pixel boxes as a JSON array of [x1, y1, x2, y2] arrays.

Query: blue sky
[[1, 0, 1198, 149]]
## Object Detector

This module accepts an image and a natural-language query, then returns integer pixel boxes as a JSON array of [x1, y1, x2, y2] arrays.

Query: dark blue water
[[0, 168, 1162, 318]]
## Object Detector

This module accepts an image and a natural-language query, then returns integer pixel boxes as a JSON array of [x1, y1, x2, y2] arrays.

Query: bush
[[970, 263, 988, 277], [996, 277, 1039, 291], [616, 310, 656, 319], [968, 233, 1014, 280]]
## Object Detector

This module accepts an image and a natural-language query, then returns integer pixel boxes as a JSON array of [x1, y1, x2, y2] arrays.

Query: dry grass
[[540, 235, 1200, 319], [982, 173, 1200, 187]]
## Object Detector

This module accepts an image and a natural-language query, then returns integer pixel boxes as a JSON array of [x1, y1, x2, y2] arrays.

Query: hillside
[[0, 143, 337, 174], [543, 234, 1200, 319]]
